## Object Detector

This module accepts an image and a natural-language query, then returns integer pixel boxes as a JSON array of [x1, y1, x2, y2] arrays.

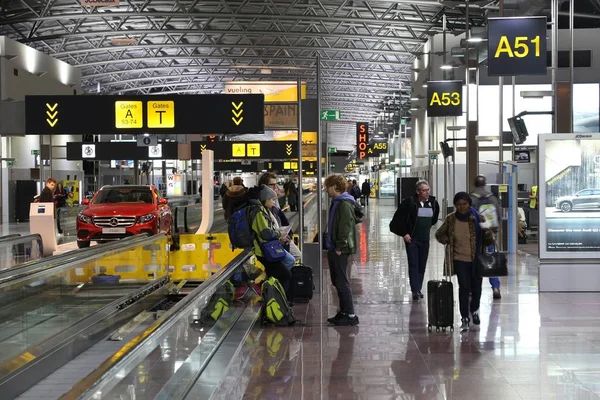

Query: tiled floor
[[219, 199, 600, 400]]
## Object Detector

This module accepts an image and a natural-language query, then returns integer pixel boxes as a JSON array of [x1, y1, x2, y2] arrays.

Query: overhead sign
[[367, 140, 389, 157], [321, 110, 341, 121], [487, 16, 548, 76], [356, 122, 369, 160], [265, 161, 318, 174], [67, 142, 178, 160], [426, 81, 463, 117], [25, 94, 265, 135], [137, 135, 158, 147], [191, 141, 298, 160]]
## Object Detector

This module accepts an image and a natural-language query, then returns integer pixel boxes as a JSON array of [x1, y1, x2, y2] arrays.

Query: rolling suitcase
[[427, 279, 454, 332], [291, 264, 315, 302]]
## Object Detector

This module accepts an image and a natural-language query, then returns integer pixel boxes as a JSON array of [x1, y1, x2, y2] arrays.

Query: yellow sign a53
[[426, 81, 463, 118]]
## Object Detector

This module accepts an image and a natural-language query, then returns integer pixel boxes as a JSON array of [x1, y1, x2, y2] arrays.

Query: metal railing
[[0, 234, 43, 271]]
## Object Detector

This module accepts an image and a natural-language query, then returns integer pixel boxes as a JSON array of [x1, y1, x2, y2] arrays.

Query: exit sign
[[321, 110, 341, 121], [430, 154, 438, 161], [328, 147, 337, 153]]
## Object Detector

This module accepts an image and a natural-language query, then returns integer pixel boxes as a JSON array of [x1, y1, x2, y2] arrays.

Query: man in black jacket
[[361, 179, 371, 206], [389, 180, 440, 300], [39, 177, 56, 203]]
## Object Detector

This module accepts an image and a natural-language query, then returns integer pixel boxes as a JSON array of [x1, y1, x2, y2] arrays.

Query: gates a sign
[[356, 122, 369, 160], [426, 81, 463, 117], [488, 16, 548, 76]]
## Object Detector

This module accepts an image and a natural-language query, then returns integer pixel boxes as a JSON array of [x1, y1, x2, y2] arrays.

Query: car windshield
[[93, 188, 154, 204]]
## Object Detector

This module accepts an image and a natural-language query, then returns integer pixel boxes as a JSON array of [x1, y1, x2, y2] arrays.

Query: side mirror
[[82, 198, 90, 205], [159, 198, 168, 205], [575, 194, 580, 197]]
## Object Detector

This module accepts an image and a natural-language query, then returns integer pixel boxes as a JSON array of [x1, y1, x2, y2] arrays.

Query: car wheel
[[560, 202, 572, 212], [77, 241, 90, 249]]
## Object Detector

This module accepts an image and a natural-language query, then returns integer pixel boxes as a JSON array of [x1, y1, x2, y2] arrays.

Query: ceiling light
[[422, 84, 428, 88], [440, 65, 454, 70], [467, 37, 484, 43]]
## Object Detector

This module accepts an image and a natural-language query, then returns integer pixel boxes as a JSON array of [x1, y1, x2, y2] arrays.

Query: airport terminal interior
[[0, 0, 600, 399]]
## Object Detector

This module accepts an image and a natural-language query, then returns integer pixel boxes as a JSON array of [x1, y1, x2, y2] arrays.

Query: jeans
[[363, 195, 369, 206], [327, 250, 355, 315], [281, 250, 296, 271], [405, 239, 430, 294], [486, 245, 500, 289], [257, 256, 293, 300], [454, 260, 483, 319]]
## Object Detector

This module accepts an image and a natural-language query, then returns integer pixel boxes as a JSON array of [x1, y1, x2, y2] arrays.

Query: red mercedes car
[[76, 185, 172, 248]]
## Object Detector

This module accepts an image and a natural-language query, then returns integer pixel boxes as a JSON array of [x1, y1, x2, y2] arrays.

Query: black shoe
[[460, 318, 470, 332], [492, 288, 502, 299], [418, 292, 424, 299], [334, 315, 359, 326], [412, 294, 419, 301], [327, 312, 344, 324], [472, 311, 480, 325]]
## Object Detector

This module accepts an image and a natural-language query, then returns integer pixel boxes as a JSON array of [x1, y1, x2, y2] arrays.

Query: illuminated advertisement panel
[[539, 133, 600, 259]]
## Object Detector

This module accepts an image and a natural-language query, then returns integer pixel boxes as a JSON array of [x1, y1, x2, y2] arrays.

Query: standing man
[[39, 177, 56, 203], [470, 175, 502, 300], [324, 175, 359, 326], [361, 179, 371, 207], [389, 180, 440, 300]]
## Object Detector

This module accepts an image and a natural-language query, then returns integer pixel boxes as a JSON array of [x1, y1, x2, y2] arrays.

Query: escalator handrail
[[0, 234, 160, 287], [0, 233, 43, 258], [0, 234, 22, 242], [61, 249, 253, 400]]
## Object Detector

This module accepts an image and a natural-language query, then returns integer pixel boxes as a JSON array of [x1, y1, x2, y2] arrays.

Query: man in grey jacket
[[470, 175, 502, 300]]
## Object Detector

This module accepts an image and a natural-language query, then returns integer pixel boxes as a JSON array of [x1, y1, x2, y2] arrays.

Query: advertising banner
[[223, 81, 307, 101], [62, 180, 80, 206], [356, 122, 369, 160], [540, 133, 600, 259]]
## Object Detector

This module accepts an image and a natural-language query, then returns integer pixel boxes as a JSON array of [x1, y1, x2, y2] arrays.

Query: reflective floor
[[215, 200, 600, 400]]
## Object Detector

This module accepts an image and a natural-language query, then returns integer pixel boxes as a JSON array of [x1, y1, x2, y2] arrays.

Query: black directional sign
[[191, 141, 298, 160], [66, 141, 178, 160], [25, 94, 265, 135], [366, 140, 389, 157], [427, 81, 463, 117], [488, 16, 548, 76]]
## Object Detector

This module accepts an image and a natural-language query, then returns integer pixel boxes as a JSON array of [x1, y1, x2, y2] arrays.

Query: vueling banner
[[224, 82, 306, 102]]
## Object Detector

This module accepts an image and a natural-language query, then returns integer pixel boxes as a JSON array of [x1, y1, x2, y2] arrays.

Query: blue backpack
[[228, 204, 260, 250]]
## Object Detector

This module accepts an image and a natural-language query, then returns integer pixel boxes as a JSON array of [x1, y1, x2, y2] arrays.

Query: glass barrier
[[0, 234, 169, 373], [0, 234, 43, 271]]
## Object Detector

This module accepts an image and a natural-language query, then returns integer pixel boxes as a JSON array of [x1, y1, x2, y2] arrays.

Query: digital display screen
[[540, 134, 600, 258]]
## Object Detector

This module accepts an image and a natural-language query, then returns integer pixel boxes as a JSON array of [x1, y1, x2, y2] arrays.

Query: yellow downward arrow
[[232, 109, 243, 118], [46, 103, 58, 112], [47, 118, 58, 127], [46, 111, 58, 119], [231, 102, 243, 110], [232, 117, 244, 126]]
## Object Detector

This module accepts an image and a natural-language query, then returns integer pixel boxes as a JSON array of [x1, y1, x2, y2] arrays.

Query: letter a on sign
[[356, 122, 369, 160]]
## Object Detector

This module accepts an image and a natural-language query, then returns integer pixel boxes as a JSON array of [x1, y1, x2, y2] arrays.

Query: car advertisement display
[[541, 134, 600, 257]]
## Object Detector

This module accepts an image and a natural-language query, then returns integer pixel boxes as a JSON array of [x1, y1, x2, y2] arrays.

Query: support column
[[466, 120, 479, 193]]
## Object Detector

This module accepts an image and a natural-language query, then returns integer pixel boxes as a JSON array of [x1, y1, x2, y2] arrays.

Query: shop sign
[[356, 122, 369, 160]]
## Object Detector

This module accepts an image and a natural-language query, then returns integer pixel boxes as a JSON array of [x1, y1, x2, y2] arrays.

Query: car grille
[[94, 216, 136, 228]]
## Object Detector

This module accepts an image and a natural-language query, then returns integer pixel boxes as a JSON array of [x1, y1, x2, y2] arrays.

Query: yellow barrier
[[66, 236, 169, 284]]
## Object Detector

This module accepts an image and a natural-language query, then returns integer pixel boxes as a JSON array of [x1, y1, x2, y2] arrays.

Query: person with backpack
[[470, 175, 502, 300], [350, 180, 361, 200], [389, 180, 440, 300], [324, 175, 359, 326], [222, 177, 248, 221], [435, 192, 495, 332], [251, 184, 294, 300]]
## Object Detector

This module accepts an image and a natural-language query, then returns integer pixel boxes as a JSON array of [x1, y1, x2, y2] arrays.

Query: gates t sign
[[25, 94, 265, 135], [356, 122, 369, 160], [487, 16, 547, 77], [426, 81, 463, 117]]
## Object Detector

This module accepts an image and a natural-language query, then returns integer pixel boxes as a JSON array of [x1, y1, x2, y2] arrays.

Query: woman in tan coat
[[435, 192, 495, 332]]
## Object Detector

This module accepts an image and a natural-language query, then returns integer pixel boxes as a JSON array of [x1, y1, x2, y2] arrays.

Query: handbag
[[260, 239, 287, 263], [476, 244, 508, 277]]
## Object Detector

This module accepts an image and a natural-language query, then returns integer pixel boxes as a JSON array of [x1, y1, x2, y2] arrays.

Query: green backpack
[[261, 277, 296, 326], [201, 280, 235, 322]]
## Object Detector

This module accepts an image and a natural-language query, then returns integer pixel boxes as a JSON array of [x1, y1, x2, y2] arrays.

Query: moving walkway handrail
[[0, 234, 22, 242], [0, 233, 42, 249], [61, 249, 253, 400], [0, 234, 154, 287]]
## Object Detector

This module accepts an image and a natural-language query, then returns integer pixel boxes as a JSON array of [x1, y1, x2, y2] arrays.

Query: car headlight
[[137, 213, 155, 224], [78, 214, 93, 224]]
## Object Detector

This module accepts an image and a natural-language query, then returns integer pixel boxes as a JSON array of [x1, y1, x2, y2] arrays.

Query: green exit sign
[[31, 150, 39, 156], [321, 110, 341, 121], [429, 154, 438, 161], [328, 147, 337, 153]]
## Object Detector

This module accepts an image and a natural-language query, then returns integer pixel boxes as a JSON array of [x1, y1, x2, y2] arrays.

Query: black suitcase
[[427, 279, 454, 332], [291, 264, 315, 302]]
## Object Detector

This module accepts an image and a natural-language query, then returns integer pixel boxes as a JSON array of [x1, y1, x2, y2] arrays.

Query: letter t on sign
[[356, 122, 369, 160]]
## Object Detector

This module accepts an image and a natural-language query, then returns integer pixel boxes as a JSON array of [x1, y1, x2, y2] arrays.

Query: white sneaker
[[460, 318, 470, 332]]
